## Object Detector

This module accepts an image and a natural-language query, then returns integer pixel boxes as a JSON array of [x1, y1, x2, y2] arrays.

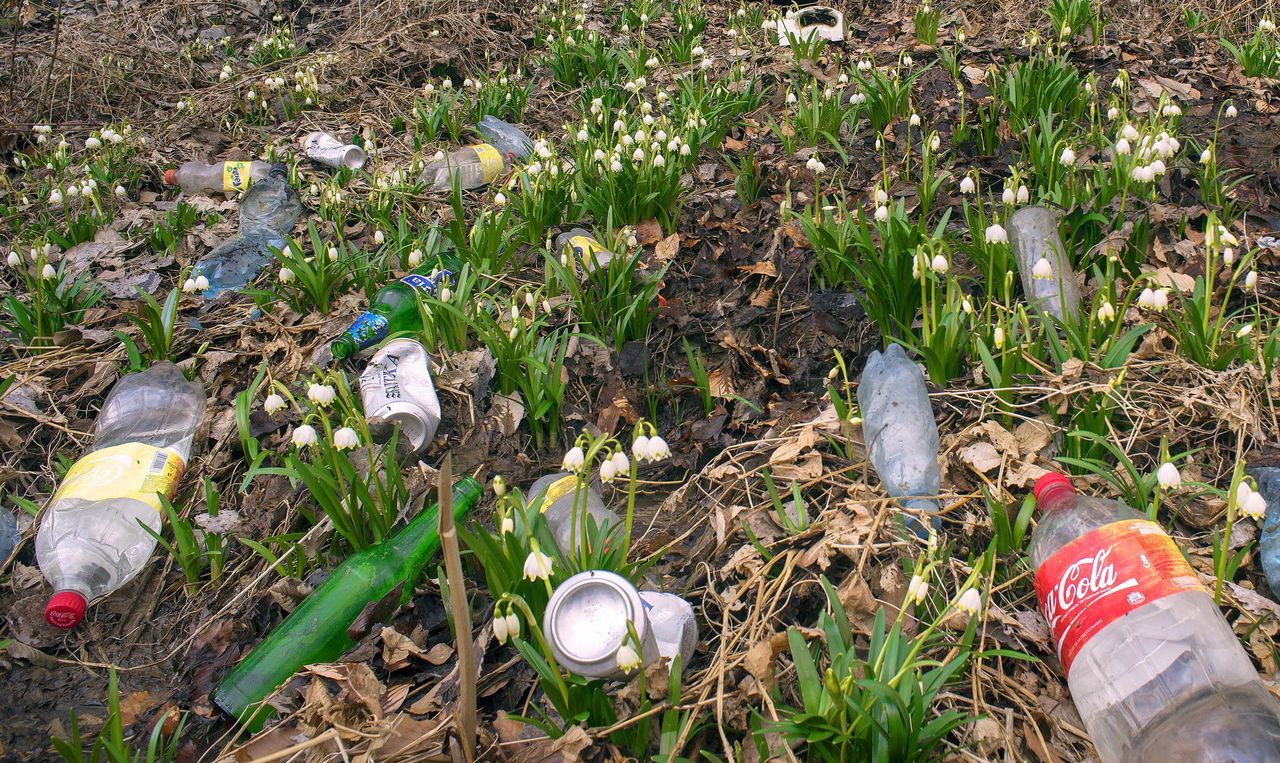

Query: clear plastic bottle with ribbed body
[[36, 363, 206, 628], [1028, 473, 1280, 763], [418, 116, 532, 190]]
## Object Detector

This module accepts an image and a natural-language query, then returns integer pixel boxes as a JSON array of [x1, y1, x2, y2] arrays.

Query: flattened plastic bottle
[[192, 164, 302, 297], [527, 472, 618, 556], [1250, 466, 1280, 597], [164, 160, 273, 196], [1008, 206, 1082, 321], [856, 343, 941, 534], [418, 116, 533, 191], [37, 363, 206, 628]]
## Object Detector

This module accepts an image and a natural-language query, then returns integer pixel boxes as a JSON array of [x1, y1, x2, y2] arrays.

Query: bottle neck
[[383, 477, 482, 570], [1037, 484, 1077, 512]]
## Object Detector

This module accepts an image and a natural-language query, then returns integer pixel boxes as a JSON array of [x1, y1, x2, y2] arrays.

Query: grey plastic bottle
[[193, 165, 302, 297], [1008, 206, 1082, 321], [856, 343, 940, 535], [36, 363, 206, 628], [527, 472, 617, 555], [1251, 467, 1280, 597], [418, 116, 533, 191]]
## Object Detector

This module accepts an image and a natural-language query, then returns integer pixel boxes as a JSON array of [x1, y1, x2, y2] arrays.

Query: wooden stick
[[437, 453, 476, 762]]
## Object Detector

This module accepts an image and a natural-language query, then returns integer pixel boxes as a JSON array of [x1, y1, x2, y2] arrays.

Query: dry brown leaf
[[634, 219, 664, 246], [424, 642, 454, 665], [738, 259, 777, 277], [743, 631, 791, 692], [708, 366, 736, 398], [117, 691, 157, 727], [771, 452, 823, 481], [959, 440, 1003, 473], [769, 427, 819, 465], [380, 626, 425, 672], [1153, 267, 1196, 293], [654, 232, 680, 263], [1014, 419, 1054, 457], [749, 286, 774, 308]]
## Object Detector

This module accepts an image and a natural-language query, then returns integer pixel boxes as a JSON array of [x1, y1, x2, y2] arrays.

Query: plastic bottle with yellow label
[[37, 363, 206, 628], [526, 472, 617, 556], [418, 116, 533, 191], [164, 160, 273, 196], [554, 229, 616, 276]]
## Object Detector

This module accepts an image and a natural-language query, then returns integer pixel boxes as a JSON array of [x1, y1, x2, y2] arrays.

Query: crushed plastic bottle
[[1250, 466, 1280, 597], [37, 363, 206, 628], [554, 229, 615, 276], [1008, 206, 1082, 321], [1029, 473, 1280, 763], [164, 160, 273, 196], [857, 343, 941, 535], [527, 472, 618, 556], [192, 164, 301, 298], [0, 508, 18, 564], [418, 116, 533, 191]]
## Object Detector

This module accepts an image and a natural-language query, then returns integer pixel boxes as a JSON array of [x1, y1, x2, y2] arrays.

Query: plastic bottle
[[527, 472, 618, 556], [418, 116, 533, 191], [163, 160, 273, 196], [213, 477, 480, 731], [1008, 206, 1082, 322], [0, 508, 18, 564], [1249, 467, 1280, 597], [856, 343, 940, 535], [554, 229, 615, 276], [330, 254, 462, 361], [192, 164, 302, 298], [37, 363, 206, 628], [1028, 473, 1280, 763]]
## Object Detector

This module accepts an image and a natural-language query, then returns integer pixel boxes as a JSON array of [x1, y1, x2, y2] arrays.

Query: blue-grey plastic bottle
[[1249, 467, 1280, 597]]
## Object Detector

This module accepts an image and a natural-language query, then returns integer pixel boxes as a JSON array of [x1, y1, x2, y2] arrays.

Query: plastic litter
[[163, 160, 273, 196], [527, 472, 619, 555], [1251, 466, 1280, 597], [1008, 206, 1082, 321], [554, 228, 616, 276], [302, 132, 367, 170], [192, 164, 301, 298], [0, 508, 18, 564], [418, 116, 533, 191], [775, 6, 845, 45]]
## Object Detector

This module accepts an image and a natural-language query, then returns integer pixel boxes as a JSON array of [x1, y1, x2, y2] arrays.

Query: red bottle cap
[[1033, 472, 1077, 508], [163, 169, 177, 185], [45, 591, 87, 629]]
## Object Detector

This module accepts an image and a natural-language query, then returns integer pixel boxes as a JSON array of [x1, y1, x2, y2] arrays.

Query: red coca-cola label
[[1033, 519, 1204, 675]]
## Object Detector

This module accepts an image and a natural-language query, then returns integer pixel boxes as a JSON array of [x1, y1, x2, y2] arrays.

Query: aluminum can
[[359, 339, 440, 453], [303, 132, 368, 170], [544, 569, 697, 680]]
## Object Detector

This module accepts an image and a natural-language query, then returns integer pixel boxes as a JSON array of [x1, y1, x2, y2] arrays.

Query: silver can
[[359, 338, 440, 454], [544, 570, 697, 680]]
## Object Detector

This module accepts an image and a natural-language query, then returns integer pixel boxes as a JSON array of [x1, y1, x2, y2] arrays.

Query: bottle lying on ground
[[1029, 473, 1280, 763], [418, 116, 533, 191], [164, 160, 273, 196], [1008, 206, 1082, 321], [544, 569, 698, 680], [330, 254, 462, 361], [192, 164, 302, 298], [213, 477, 481, 732], [526, 472, 618, 556], [553, 229, 615, 276], [38, 363, 206, 628]]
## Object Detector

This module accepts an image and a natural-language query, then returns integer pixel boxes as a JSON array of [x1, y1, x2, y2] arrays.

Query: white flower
[[653, 154, 666, 167], [1219, 228, 1239, 248], [600, 458, 618, 483], [439, 286, 453, 302], [291, 424, 318, 448], [1137, 287, 1156, 309], [874, 188, 888, 204], [874, 205, 889, 222], [1032, 257, 1054, 280], [961, 298, 974, 314], [993, 326, 1005, 348], [1151, 289, 1168, 311], [1107, 106, 1120, 121], [522, 547, 554, 581], [1016, 185, 1029, 204], [631, 147, 645, 162], [1260, 18, 1276, 32], [562, 446, 586, 472], [611, 450, 630, 475], [955, 588, 982, 614], [929, 134, 941, 151], [858, 59, 872, 72], [49, 189, 63, 206], [930, 254, 949, 273], [692, 45, 704, 57], [504, 612, 521, 641], [264, 393, 286, 414], [183, 278, 198, 293], [805, 156, 825, 174], [909, 113, 921, 127], [1121, 124, 1140, 142], [333, 426, 359, 449], [906, 575, 929, 604], [1200, 148, 1213, 164], [307, 383, 336, 406], [848, 91, 867, 105], [959, 176, 975, 194], [373, 230, 385, 245], [1156, 462, 1182, 489], [1242, 490, 1268, 521], [1226, 104, 1238, 118], [6, 252, 19, 268], [610, 159, 623, 172], [279, 266, 295, 283], [1163, 103, 1182, 117], [785, 91, 797, 104], [1223, 247, 1235, 265], [1096, 301, 1116, 323], [41, 263, 55, 279], [1002, 187, 1015, 204], [1115, 138, 1131, 155], [84, 136, 101, 150], [1238, 323, 1254, 338], [903, 54, 914, 66], [985, 224, 1008, 244], [648, 436, 671, 461], [633, 434, 652, 460], [1059, 147, 1076, 165], [114, 184, 127, 198], [1245, 270, 1258, 290], [493, 613, 510, 643], [616, 642, 642, 673]]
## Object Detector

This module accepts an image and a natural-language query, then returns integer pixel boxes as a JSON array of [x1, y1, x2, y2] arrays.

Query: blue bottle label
[[345, 312, 389, 351], [401, 268, 453, 296]]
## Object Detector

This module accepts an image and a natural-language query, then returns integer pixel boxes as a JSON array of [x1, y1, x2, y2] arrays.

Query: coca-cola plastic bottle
[[1029, 473, 1280, 763]]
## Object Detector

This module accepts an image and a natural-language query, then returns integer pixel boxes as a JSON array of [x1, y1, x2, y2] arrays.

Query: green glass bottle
[[331, 253, 463, 361], [212, 476, 481, 731]]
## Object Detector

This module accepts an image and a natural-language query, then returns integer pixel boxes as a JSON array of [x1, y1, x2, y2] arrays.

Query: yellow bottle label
[[52, 443, 185, 513], [540, 476, 579, 511], [222, 161, 253, 193], [472, 144, 505, 184], [568, 235, 608, 269]]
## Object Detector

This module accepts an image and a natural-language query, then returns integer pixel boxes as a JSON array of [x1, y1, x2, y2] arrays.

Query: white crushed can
[[543, 570, 698, 680], [359, 338, 440, 454], [303, 132, 368, 170]]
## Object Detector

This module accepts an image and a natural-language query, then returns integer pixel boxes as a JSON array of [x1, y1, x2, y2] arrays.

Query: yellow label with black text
[[222, 161, 253, 193], [52, 443, 185, 513], [540, 476, 578, 512], [472, 144, 505, 184], [568, 235, 611, 271]]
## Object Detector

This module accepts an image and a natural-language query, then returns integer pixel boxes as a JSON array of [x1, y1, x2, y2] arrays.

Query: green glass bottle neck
[[383, 477, 482, 568]]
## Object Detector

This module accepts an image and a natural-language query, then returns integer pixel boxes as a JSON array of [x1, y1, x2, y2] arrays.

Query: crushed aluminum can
[[303, 131, 368, 170], [544, 569, 697, 680], [359, 338, 440, 454]]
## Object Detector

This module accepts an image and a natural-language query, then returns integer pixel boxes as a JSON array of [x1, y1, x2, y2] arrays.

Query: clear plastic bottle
[[856, 343, 940, 534], [1252, 467, 1280, 597], [418, 116, 533, 191], [526, 472, 617, 556], [193, 164, 301, 297], [37, 363, 206, 628], [1028, 473, 1280, 763], [554, 228, 615, 276], [163, 160, 273, 196], [1008, 206, 1082, 321]]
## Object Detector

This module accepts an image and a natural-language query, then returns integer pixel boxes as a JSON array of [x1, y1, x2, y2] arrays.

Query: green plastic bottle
[[212, 477, 481, 731], [331, 254, 463, 361]]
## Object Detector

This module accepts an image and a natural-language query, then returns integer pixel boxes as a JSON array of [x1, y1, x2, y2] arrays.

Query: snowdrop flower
[[307, 383, 336, 406], [183, 277, 198, 293], [1156, 462, 1182, 489], [838, 72, 849, 84], [874, 205, 889, 222], [6, 252, 19, 268], [1261, 18, 1276, 33], [633, 434, 652, 460], [955, 588, 982, 615], [985, 224, 1008, 244], [264, 393, 286, 415], [929, 134, 941, 151], [930, 254, 949, 273], [49, 188, 63, 205], [279, 266, 295, 283], [631, 147, 645, 162], [504, 611, 521, 641], [648, 436, 671, 460], [1032, 257, 1054, 280], [334, 427, 359, 450], [615, 643, 642, 673], [873, 188, 888, 204], [494, 191, 508, 206], [1219, 228, 1239, 248], [493, 475, 507, 498], [805, 156, 825, 173], [1107, 106, 1120, 121], [493, 613, 510, 643], [902, 54, 914, 67], [1016, 185, 1029, 204], [600, 457, 618, 483], [439, 286, 452, 302], [959, 176, 975, 194], [858, 59, 872, 72], [906, 575, 929, 604], [1121, 123, 1140, 142], [786, 91, 797, 104], [1115, 138, 1131, 155], [1163, 103, 1182, 117], [1096, 301, 1116, 323], [909, 113, 921, 127], [692, 45, 704, 57], [441, 77, 453, 89], [680, 143, 691, 156], [961, 297, 974, 315], [41, 263, 55, 279], [1200, 148, 1213, 164], [1223, 247, 1235, 265], [653, 154, 666, 167], [1151, 289, 1168, 311], [522, 545, 554, 581], [84, 136, 102, 150], [374, 230, 385, 245], [1242, 490, 1268, 521], [1245, 270, 1258, 290], [610, 158, 624, 172], [563, 446, 586, 472], [611, 450, 630, 476], [292, 424, 318, 448], [1137, 287, 1157, 309], [191, 275, 207, 293], [1002, 187, 1015, 204], [993, 325, 1005, 349], [1059, 146, 1076, 165], [1238, 323, 1254, 338], [1226, 104, 1238, 118], [849, 91, 867, 105]]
